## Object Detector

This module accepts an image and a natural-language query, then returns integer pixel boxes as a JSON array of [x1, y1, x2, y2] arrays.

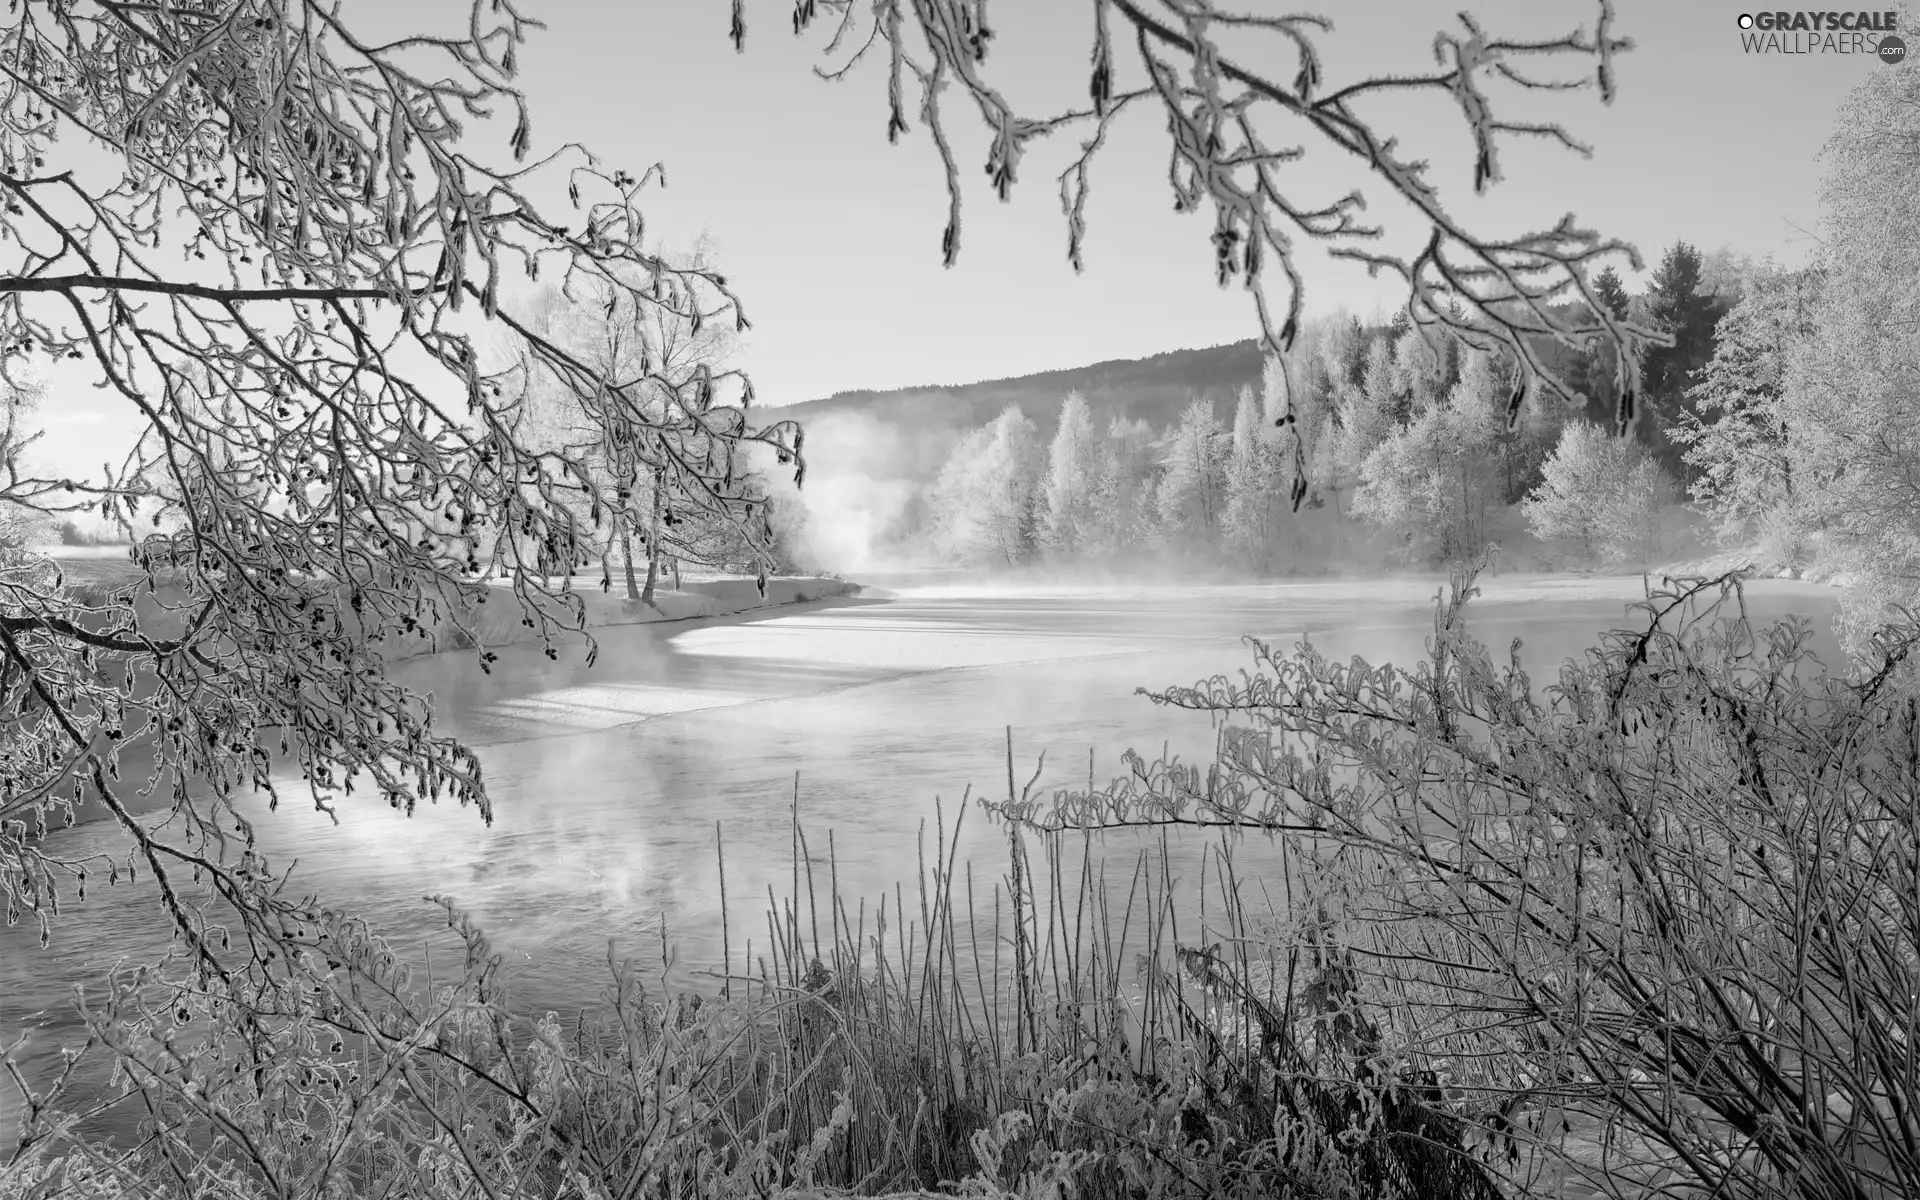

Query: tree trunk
[[619, 512, 640, 601], [1260, 497, 1274, 575], [1460, 459, 1471, 567], [639, 469, 663, 608]]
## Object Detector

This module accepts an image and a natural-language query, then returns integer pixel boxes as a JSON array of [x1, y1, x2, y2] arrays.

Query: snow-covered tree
[[974, 406, 1047, 565], [923, 426, 994, 562], [1222, 384, 1285, 571], [1673, 263, 1821, 551], [1524, 421, 1680, 567], [1523, 422, 1621, 564], [1352, 369, 1502, 567], [1609, 453, 1681, 568], [1037, 392, 1102, 559], [1775, 52, 1920, 664], [1323, 336, 1400, 518], [1389, 324, 1453, 417], [1088, 416, 1158, 558], [1308, 315, 1367, 407], [1460, 347, 1567, 504], [514, 237, 750, 601], [0, 372, 53, 558], [1300, 317, 1365, 508], [1697, 245, 1759, 308], [924, 406, 1046, 566], [1154, 398, 1229, 551], [1226, 354, 1326, 572]]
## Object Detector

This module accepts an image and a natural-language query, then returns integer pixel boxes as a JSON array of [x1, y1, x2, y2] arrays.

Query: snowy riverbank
[[434, 573, 867, 655]]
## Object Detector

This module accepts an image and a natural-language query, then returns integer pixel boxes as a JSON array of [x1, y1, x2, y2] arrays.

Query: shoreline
[[392, 573, 868, 662]]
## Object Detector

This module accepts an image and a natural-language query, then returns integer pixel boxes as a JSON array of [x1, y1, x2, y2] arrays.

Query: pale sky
[[19, 0, 1904, 481], [497, 0, 1888, 400]]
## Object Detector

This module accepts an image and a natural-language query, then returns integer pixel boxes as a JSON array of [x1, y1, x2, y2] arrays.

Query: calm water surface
[[0, 574, 1844, 1131]]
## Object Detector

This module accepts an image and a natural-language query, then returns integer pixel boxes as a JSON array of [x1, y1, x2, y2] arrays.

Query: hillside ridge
[[783, 337, 1265, 410], [768, 338, 1274, 485]]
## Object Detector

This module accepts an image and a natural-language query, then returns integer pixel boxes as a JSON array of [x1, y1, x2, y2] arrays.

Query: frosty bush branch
[[990, 563, 1920, 1197], [0, 0, 801, 992], [745, 0, 1672, 505]]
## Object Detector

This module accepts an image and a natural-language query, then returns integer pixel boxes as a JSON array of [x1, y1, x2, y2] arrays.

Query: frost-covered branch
[[0, 0, 806, 1012]]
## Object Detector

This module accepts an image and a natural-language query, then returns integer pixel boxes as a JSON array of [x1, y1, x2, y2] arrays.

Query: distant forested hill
[[768, 340, 1268, 483], [767, 313, 1619, 572], [766, 316, 1605, 488]]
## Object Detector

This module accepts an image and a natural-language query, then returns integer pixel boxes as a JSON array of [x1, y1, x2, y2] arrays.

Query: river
[[0, 573, 1846, 1137]]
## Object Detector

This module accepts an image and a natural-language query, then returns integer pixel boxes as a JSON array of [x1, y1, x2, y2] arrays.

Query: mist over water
[[762, 408, 940, 575], [0, 576, 1845, 1136]]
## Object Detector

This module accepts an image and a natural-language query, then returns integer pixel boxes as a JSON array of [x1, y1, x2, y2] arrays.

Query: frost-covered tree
[[1697, 245, 1759, 308], [515, 235, 755, 603], [1222, 382, 1288, 571], [1037, 392, 1101, 559], [1352, 362, 1502, 566], [1311, 314, 1369, 402], [924, 425, 995, 562], [1609, 453, 1681, 567], [1469, 347, 1568, 504], [1524, 420, 1679, 567], [0, 371, 53, 558], [1088, 415, 1158, 557], [1523, 422, 1622, 564], [974, 406, 1047, 565], [1389, 324, 1454, 417], [1297, 315, 1364, 507], [924, 406, 1045, 566], [1672, 263, 1821, 552], [1154, 398, 1228, 550], [758, 1, 1672, 505], [1776, 51, 1920, 662], [1323, 335, 1400, 517]]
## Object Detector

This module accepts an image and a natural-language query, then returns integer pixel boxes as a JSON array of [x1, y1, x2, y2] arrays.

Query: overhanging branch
[[0, 612, 182, 656], [0, 274, 404, 303]]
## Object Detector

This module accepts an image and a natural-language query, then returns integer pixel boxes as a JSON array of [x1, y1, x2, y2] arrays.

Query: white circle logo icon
[[1738, 13, 1755, 28]]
